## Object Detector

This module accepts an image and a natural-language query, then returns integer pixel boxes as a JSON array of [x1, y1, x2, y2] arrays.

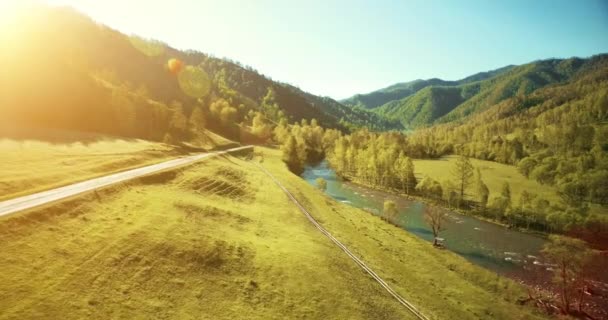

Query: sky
[[34, 0, 608, 99]]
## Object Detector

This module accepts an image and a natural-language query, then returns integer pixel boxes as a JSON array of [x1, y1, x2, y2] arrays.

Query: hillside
[[375, 86, 464, 129], [0, 4, 395, 146], [0, 147, 545, 320], [340, 65, 513, 110], [348, 57, 607, 129]]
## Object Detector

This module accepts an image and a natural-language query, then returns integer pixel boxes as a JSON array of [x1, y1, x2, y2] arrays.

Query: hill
[[370, 56, 607, 129], [340, 65, 513, 110], [0, 148, 545, 320], [0, 4, 396, 147]]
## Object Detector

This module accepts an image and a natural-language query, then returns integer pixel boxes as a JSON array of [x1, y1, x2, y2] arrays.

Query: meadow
[[0, 128, 235, 201], [413, 155, 607, 216], [414, 156, 560, 205], [0, 147, 546, 319]]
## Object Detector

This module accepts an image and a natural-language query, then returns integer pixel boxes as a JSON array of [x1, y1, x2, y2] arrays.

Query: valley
[[0, 148, 543, 320], [1, 2, 607, 319]]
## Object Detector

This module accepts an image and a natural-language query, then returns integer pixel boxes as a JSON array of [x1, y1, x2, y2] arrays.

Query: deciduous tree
[[424, 205, 447, 246]]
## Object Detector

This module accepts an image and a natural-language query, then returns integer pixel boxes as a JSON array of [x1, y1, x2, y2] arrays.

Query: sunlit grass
[[413, 155, 560, 205], [0, 134, 173, 201], [0, 148, 545, 319], [0, 126, 240, 201]]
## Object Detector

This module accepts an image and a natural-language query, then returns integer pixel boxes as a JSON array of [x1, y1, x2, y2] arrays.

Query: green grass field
[[0, 128, 237, 201], [413, 155, 608, 216], [0, 137, 174, 201], [0, 148, 546, 319], [413, 155, 560, 205]]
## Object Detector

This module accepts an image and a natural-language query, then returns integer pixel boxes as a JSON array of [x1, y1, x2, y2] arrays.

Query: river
[[302, 160, 550, 278]]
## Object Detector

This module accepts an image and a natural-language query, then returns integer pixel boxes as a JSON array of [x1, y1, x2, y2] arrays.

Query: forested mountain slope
[[0, 5, 395, 146], [340, 65, 513, 110], [406, 58, 608, 208], [348, 57, 607, 130]]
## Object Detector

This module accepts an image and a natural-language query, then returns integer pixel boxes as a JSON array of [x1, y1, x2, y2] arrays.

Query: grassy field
[[413, 155, 561, 206], [0, 128, 236, 201], [0, 148, 546, 319]]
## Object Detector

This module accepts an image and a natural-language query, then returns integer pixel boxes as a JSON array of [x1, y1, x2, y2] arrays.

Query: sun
[[0, 0, 31, 28]]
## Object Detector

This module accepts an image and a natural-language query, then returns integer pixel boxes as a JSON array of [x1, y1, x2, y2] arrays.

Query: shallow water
[[302, 161, 548, 277]]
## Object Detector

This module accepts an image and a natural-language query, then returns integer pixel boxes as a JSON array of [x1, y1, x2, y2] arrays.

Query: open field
[[0, 137, 174, 201], [0, 127, 237, 201], [414, 156, 560, 205], [413, 155, 608, 216], [0, 148, 545, 319]]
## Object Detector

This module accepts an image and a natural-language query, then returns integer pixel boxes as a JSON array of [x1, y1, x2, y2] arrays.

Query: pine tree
[[475, 168, 489, 211], [452, 155, 474, 202]]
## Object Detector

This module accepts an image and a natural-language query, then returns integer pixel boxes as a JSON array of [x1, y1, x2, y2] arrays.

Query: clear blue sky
[[42, 0, 608, 99]]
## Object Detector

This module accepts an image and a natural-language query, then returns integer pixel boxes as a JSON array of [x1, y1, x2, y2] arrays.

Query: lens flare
[[177, 65, 211, 98], [167, 58, 183, 75]]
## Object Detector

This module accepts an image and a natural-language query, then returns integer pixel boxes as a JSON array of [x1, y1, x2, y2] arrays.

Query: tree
[[281, 135, 304, 174], [383, 200, 398, 223], [189, 106, 206, 132], [415, 176, 443, 199], [501, 182, 511, 201], [394, 153, 416, 194], [519, 190, 537, 229], [452, 155, 474, 203], [273, 118, 290, 144], [261, 87, 282, 121], [169, 101, 188, 138], [442, 180, 458, 209], [219, 106, 237, 125], [557, 178, 588, 207], [424, 205, 447, 246], [251, 112, 272, 140], [541, 235, 593, 315], [475, 168, 490, 212], [316, 177, 327, 192]]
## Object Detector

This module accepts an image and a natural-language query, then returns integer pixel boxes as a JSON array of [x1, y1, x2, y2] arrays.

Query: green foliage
[[281, 135, 304, 174], [341, 65, 513, 110], [251, 112, 272, 140], [394, 153, 417, 194], [475, 168, 490, 211], [315, 177, 327, 192], [415, 176, 443, 199], [452, 155, 474, 200], [383, 200, 398, 223], [375, 86, 465, 129], [362, 56, 608, 130]]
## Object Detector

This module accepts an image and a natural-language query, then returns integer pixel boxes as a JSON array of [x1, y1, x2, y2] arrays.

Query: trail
[[0, 146, 253, 217], [252, 161, 431, 320]]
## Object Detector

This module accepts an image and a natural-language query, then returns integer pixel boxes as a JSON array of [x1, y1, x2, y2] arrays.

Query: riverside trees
[[452, 155, 474, 206], [541, 235, 594, 315], [424, 205, 447, 247]]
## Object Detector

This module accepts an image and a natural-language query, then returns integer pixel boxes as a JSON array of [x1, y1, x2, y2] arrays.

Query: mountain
[[0, 4, 396, 145], [368, 57, 607, 129], [340, 65, 514, 110]]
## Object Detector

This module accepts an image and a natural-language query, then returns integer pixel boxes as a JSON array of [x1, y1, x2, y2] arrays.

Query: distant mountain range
[[342, 56, 608, 129]]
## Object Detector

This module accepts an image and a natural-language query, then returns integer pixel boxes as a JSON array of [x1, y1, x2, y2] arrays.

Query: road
[[0, 146, 253, 217], [252, 162, 431, 320]]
